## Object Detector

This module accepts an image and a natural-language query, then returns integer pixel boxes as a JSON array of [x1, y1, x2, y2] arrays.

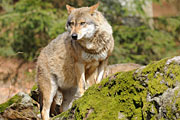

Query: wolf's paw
[[85, 84, 90, 90], [75, 88, 85, 97], [74, 92, 82, 98]]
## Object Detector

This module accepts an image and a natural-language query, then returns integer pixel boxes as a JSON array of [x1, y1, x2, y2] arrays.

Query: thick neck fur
[[76, 30, 111, 54]]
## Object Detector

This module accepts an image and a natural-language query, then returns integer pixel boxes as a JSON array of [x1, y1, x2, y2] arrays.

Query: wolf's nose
[[72, 33, 78, 40]]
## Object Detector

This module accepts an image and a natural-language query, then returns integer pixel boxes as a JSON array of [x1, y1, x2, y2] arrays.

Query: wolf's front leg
[[38, 74, 58, 120], [75, 62, 86, 97], [96, 59, 108, 83]]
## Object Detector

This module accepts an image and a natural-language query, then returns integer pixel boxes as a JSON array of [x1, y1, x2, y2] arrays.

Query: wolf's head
[[66, 3, 99, 40]]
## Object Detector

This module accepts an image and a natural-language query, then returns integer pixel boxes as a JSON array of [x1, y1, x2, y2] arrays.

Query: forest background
[[0, 0, 180, 65]]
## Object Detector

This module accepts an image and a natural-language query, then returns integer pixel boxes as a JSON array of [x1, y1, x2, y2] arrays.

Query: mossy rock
[[53, 56, 180, 120], [0, 94, 22, 113], [0, 92, 39, 120], [30, 84, 40, 103]]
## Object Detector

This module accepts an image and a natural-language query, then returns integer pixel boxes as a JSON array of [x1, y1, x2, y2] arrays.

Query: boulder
[[0, 92, 39, 120], [53, 56, 180, 120]]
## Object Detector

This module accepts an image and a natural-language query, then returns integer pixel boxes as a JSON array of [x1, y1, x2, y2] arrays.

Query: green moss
[[175, 97, 180, 113], [29, 84, 37, 97], [57, 71, 145, 120], [137, 58, 169, 96], [29, 84, 39, 102], [0, 94, 22, 113], [52, 111, 66, 119], [165, 61, 180, 84], [31, 84, 38, 92]]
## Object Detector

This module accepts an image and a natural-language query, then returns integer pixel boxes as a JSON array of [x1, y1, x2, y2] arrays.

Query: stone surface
[[53, 56, 180, 120], [0, 92, 39, 120]]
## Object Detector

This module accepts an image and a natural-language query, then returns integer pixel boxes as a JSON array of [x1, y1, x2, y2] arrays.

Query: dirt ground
[[0, 56, 36, 103]]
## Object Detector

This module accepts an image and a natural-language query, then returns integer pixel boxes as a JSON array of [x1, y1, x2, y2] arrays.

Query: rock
[[53, 56, 180, 120], [0, 92, 39, 120]]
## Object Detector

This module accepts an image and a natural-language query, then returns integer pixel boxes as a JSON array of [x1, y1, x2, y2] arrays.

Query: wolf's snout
[[72, 33, 78, 40]]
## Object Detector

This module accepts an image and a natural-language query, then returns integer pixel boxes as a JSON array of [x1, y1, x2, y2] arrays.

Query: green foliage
[[154, 16, 180, 42], [67, 0, 160, 24], [0, 0, 66, 60], [0, 0, 179, 64], [0, 47, 15, 57], [110, 25, 176, 65]]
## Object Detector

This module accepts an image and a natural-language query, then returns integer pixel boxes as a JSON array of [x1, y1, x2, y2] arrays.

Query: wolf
[[37, 3, 114, 120], [104, 63, 142, 78]]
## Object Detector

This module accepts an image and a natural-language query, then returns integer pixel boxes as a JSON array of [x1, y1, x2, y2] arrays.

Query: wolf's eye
[[80, 22, 86, 25], [68, 22, 74, 26]]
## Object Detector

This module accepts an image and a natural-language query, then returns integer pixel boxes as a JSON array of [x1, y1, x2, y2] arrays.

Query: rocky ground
[[1, 56, 180, 120]]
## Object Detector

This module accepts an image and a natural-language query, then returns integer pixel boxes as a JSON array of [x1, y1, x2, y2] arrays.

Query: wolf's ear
[[66, 5, 75, 14], [89, 2, 100, 14]]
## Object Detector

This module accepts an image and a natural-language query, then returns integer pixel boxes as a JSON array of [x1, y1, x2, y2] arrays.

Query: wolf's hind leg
[[50, 90, 63, 116]]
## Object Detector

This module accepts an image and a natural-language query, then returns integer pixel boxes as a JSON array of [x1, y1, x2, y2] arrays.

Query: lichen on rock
[[0, 92, 39, 120], [0, 94, 22, 113], [53, 56, 180, 120]]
